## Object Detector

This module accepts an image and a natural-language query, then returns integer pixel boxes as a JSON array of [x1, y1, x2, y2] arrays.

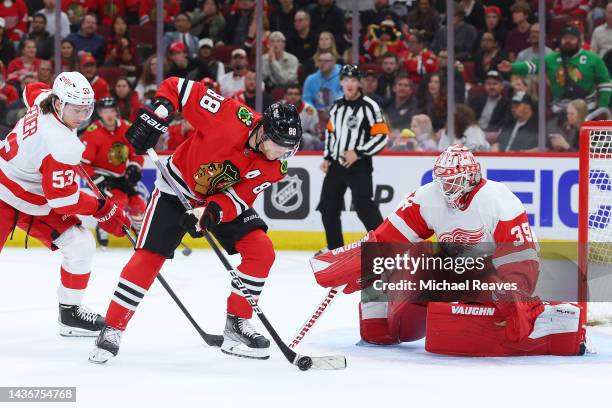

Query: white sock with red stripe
[[58, 267, 90, 305]]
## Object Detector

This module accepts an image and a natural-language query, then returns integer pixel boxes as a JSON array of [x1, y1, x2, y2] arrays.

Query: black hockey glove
[[92, 175, 111, 195], [179, 201, 222, 238], [126, 108, 169, 154], [124, 164, 142, 186]]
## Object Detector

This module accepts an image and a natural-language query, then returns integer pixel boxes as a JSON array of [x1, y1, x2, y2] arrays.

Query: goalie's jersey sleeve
[[155, 77, 286, 222], [0, 82, 98, 216]]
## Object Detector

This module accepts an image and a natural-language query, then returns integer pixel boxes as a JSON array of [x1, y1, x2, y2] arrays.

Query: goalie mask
[[433, 144, 482, 210]]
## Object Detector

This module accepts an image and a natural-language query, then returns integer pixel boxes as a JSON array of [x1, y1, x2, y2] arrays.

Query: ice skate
[[221, 314, 270, 360], [89, 326, 122, 364], [59, 304, 105, 337]]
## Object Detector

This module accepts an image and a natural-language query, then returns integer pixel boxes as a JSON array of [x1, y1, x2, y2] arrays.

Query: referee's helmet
[[340, 64, 361, 79]]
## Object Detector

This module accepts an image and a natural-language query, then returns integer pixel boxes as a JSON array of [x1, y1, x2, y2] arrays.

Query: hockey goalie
[[311, 144, 586, 356]]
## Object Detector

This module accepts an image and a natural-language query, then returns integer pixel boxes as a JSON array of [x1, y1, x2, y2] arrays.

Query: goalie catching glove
[[179, 201, 222, 238]]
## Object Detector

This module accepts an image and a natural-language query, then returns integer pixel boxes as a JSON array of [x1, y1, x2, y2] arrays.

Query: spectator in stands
[[63, 0, 93, 31], [66, 13, 106, 64], [283, 84, 321, 150], [138, 0, 181, 26], [190, 0, 226, 44], [491, 91, 538, 152], [26, 13, 53, 61], [591, 2, 612, 57], [113, 77, 141, 122], [219, 48, 249, 97], [383, 73, 419, 130], [410, 114, 438, 151], [225, 0, 255, 47], [304, 31, 341, 77], [105, 16, 132, 61], [431, 3, 477, 61], [364, 20, 407, 62], [308, 0, 344, 39], [0, 74, 18, 105], [269, 0, 297, 40], [436, 48, 466, 103], [0, 18, 14, 68], [136, 55, 164, 104], [516, 23, 552, 62], [403, 31, 438, 85], [303, 51, 342, 114], [474, 32, 508, 84], [79, 53, 111, 101], [377, 53, 399, 101], [547, 98, 587, 152], [263, 31, 299, 88], [90, 0, 126, 27], [499, 26, 612, 113], [61, 39, 78, 71], [406, 0, 441, 44], [438, 104, 489, 151], [336, 11, 364, 59], [479, 5, 506, 49], [551, 0, 590, 19], [509, 74, 537, 101], [36, 60, 53, 86], [7, 39, 42, 87], [232, 70, 274, 111], [505, 2, 531, 61], [461, 0, 485, 32], [468, 70, 511, 132], [417, 72, 447, 131], [166, 114, 197, 151], [38, 0, 70, 39], [188, 38, 225, 83], [286, 10, 317, 63], [0, 0, 27, 42], [165, 41, 195, 78], [163, 13, 199, 59], [361, 69, 384, 106], [361, 0, 400, 33]]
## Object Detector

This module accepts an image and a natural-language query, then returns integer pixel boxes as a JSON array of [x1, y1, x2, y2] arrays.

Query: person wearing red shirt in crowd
[[79, 53, 110, 101], [166, 114, 197, 151], [62, 0, 94, 28], [7, 39, 42, 86], [138, 0, 180, 26], [552, 0, 590, 19], [0, 0, 28, 41], [104, 16, 135, 64], [61, 39, 78, 72], [37, 60, 54, 87], [364, 20, 408, 62], [403, 31, 438, 85], [0, 74, 18, 105], [113, 77, 141, 123], [81, 97, 146, 247], [89, 0, 125, 27]]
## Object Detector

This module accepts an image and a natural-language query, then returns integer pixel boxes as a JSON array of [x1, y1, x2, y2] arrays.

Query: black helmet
[[96, 96, 117, 109], [262, 102, 302, 149], [340, 64, 361, 79]]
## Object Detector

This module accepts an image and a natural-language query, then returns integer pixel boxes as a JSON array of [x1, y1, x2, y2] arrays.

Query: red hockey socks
[[105, 249, 165, 330], [227, 230, 275, 319]]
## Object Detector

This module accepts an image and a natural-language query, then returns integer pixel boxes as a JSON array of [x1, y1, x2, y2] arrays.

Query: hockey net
[[579, 121, 612, 325]]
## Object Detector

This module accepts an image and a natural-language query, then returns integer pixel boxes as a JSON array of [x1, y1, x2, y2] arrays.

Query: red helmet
[[433, 144, 482, 210]]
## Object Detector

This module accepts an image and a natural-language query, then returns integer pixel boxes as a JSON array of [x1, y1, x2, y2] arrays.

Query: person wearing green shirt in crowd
[[498, 26, 612, 113]]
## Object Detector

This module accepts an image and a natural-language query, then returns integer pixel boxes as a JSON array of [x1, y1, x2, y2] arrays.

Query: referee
[[317, 64, 389, 250]]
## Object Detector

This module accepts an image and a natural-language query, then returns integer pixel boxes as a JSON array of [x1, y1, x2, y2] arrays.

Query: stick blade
[[309, 355, 347, 370]]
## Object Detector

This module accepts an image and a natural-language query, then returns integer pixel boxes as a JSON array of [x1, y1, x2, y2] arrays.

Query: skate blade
[[88, 347, 114, 364], [59, 323, 100, 337], [221, 339, 270, 360]]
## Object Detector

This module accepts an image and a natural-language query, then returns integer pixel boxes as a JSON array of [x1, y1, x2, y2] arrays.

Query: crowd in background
[[1, 0, 612, 153]]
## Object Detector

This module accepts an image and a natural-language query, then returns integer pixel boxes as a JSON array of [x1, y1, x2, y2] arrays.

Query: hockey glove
[[124, 164, 142, 186], [94, 198, 131, 237], [493, 291, 545, 342], [126, 108, 169, 154], [92, 175, 111, 195], [179, 201, 222, 238]]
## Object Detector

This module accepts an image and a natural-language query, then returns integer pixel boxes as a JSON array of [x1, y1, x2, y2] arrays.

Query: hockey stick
[[289, 285, 343, 349], [76, 165, 224, 348], [147, 148, 346, 371]]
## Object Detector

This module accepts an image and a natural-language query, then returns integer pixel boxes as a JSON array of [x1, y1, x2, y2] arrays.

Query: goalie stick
[[76, 165, 224, 348], [290, 286, 343, 349], [146, 148, 346, 371]]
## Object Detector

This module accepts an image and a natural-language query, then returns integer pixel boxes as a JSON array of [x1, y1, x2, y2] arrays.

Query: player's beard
[[560, 43, 580, 58]]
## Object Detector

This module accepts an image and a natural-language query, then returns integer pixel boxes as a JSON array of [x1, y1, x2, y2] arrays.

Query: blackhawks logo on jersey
[[107, 142, 129, 166], [236, 106, 254, 127], [193, 160, 240, 195]]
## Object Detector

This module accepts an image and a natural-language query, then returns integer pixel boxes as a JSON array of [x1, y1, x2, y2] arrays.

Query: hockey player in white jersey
[[0, 72, 130, 337], [312, 144, 586, 356]]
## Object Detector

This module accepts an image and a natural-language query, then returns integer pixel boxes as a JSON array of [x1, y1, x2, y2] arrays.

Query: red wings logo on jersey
[[438, 227, 485, 244], [107, 142, 129, 166], [193, 160, 240, 195]]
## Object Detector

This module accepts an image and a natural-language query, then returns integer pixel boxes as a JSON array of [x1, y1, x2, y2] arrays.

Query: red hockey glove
[[179, 201, 222, 238], [310, 232, 377, 294], [94, 198, 130, 237], [494, 292, 545, 342]]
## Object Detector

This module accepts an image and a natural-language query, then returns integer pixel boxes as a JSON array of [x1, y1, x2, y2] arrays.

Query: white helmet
[[433, 144, 482, 210], [52, 71, 95, 119]]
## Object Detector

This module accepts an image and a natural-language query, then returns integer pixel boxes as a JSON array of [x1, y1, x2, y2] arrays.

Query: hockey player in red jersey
[[89, 77, 302, 363], [0, 72, 130, 336], [311, 144, 586, 356], [81, 96, 146, 247]]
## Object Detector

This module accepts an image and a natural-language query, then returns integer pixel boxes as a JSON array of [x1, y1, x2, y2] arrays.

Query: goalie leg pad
[[425, 302, 586, 356], [359, 301, 427, 345]]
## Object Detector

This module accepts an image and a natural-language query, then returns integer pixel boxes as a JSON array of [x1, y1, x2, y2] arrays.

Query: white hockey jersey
[[375, 179, 539, 292], [0, 83, 98, 216]]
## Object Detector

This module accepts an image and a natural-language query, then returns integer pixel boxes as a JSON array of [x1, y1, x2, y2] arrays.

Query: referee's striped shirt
[[324, 94, 389, 162]]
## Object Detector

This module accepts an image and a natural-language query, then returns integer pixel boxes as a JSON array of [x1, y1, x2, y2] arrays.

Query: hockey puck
[[296, 356, 312, 371], [182, 247, 192, 256]]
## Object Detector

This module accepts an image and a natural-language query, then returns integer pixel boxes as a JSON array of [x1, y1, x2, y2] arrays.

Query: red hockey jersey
[[155, 76, 287, 223]]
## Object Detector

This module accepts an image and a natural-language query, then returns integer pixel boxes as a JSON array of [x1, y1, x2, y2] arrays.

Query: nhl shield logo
[[271, 174, 303, 213]]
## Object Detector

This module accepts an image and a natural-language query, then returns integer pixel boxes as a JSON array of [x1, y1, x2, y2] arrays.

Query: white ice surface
[[1, 248, 612, 408]]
